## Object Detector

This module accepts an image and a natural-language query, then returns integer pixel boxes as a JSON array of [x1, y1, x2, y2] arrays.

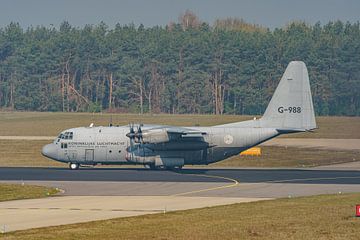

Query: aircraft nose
[[41, 144, 58, 160]]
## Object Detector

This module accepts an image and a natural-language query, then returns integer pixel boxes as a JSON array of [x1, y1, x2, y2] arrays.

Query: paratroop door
[[85, 149, 94, 161]]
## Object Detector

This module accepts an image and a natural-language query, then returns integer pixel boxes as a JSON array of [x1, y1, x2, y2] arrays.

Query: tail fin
[[260, 61, 317, 131]]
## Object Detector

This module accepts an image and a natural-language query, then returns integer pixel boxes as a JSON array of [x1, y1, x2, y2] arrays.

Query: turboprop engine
[[126, 125, 170, 144], [135, 128, 169, 144]]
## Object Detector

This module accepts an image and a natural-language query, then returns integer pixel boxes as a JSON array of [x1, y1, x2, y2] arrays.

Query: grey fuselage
[[42, 120, 278, 167]]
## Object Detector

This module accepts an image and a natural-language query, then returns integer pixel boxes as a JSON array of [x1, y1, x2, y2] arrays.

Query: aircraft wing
[[166, 127, 207, 136], [136, 125, 207, 144]]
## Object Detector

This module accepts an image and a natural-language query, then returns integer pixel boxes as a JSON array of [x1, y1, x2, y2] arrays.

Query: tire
[[148, 163, 156, 170], [166, 165, 183, 171], [69, 163, 80, 170]]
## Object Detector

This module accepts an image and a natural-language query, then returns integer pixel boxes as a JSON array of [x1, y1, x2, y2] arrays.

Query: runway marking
[[266, 176, 360, 183], [171, 173, 239, 196], [169, 173, 360, 196]]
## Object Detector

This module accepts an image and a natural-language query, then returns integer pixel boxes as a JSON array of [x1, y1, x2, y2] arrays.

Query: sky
[[0, 0, 359, 29]]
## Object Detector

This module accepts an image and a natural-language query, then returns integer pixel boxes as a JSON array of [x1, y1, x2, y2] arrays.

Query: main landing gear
[[147, 163, 183, 171], [69, 163, 80, 170]]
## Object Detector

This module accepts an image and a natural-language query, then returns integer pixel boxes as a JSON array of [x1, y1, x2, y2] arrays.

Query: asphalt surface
[[1, 167, 360, 185], [2, 166, 360, 232]]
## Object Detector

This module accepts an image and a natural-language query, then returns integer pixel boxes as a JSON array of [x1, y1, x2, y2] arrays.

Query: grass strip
[[4, 193, 360, 239]]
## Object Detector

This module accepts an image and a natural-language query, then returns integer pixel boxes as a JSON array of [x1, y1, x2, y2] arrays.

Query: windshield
[[56, 132, 73, 141]]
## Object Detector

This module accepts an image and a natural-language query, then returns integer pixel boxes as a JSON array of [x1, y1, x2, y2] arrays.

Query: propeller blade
[[135, 125, 143, 143], [126, 123, 136, 139]]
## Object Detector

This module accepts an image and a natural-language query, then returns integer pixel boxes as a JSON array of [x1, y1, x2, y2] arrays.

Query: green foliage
[[87, 102, 102, 113], [0, 20, 359, 115]]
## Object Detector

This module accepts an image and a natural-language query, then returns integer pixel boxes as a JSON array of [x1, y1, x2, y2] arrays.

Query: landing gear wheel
[[168, 166, 183, 171], [69, 163, 80, 170], [149, 163, 156, 170]]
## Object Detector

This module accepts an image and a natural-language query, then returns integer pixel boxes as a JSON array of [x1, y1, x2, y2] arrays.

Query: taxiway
[[1, 166, 360, 232]]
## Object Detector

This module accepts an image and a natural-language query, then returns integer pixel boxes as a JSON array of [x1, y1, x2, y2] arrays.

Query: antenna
[[92, 111, 95, 125], [109, 115, 113, 127]]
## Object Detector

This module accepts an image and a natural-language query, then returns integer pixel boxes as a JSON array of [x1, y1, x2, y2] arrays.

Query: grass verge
[[213, 146, 360, 168], [0, 140, 64, 167], [0, 184, 59, 202], [0, 112, 360, 139], [3, 193, 360, 239]]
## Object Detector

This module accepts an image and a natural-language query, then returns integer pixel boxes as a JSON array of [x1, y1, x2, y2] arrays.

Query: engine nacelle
[[135, 129, 169, 144], [154, 157, 184, 168], [125, 152, 184, 168]]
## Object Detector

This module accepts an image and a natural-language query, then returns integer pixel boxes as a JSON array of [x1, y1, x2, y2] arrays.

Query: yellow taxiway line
[[171, 173, 239, 197]]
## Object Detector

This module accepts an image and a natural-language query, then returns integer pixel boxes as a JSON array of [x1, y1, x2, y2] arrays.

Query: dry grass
[[213, 146, 360, 168], [0, 140, 64, 167], [0, 112, 359, 139], [0, 140, 358, 168], [0, 184, 59, 202], [280, 116, 360, 139], [0, 112, 250, 136], [4, 193, 360, 239]]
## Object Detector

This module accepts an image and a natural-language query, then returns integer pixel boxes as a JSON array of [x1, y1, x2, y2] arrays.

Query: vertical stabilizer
[[261, 61, 317, 130]]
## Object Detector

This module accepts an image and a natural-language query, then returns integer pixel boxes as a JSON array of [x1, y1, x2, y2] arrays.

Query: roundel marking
[[224, 135, 234, 145]]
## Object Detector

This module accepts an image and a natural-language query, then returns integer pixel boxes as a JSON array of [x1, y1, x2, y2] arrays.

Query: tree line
[[0, 12, 359, 116]]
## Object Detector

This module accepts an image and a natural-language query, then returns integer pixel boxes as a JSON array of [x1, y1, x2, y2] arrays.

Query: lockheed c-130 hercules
[[42, 61, 317, 170]]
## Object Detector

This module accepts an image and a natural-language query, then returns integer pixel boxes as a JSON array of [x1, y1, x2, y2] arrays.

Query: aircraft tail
[[260, 61, 317, 131]]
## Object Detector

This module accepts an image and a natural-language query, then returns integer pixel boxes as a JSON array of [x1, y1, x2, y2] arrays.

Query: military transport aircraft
[[42, 61, 316, 170]]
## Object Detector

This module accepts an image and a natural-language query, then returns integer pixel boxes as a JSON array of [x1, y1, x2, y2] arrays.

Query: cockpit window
[[59, 132, 73, 140]]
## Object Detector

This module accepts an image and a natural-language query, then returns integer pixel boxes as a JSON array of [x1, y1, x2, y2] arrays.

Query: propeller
[[126, 123, 144, 144], [135, 125, 143, 143], [126, 123, 136, 139], [125, 123, 136, 161]]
